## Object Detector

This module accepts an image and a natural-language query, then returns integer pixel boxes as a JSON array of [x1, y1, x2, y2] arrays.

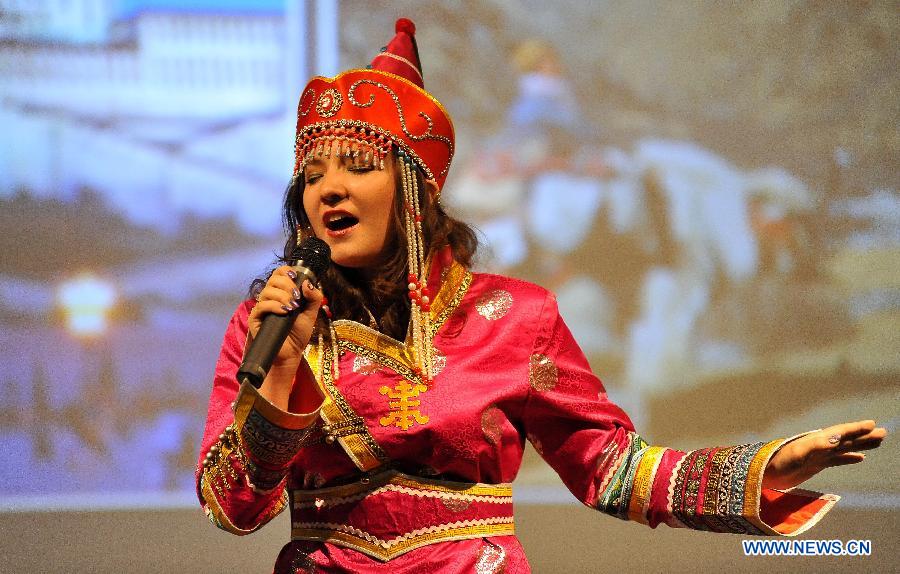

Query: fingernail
[[281, 305, 292, 312], [290, 300, 301, 309], [287, 270, 297, 279], [292, 288, 301, 299]]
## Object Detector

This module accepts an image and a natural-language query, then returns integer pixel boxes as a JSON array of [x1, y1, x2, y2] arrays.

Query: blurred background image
[[0, 1, 897, 571]]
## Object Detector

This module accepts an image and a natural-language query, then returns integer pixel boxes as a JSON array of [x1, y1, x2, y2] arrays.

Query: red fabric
[[197, 253, 835, 571], [198, 256, 636, 570], [295, 69, 454, 189], [294, 18, 454, 189], [370, 18, 423, 88], [760, 489, 832, 535]]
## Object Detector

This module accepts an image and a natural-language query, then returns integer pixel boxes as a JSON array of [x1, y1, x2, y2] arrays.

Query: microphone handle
[[237, 265, 318, 388]]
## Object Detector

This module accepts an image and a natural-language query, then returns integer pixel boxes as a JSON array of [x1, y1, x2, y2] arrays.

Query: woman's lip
[[321, 210, 359, 237], [321, 209, 354, 224], [325, 222, 359, 237]]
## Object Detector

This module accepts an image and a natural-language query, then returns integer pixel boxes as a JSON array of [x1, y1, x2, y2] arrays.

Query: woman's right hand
[[247, 266, 324, 369]]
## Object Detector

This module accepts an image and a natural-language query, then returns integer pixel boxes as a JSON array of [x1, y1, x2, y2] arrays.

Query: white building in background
[[0, 0, 338, 235], [0, 0, 116, 43]]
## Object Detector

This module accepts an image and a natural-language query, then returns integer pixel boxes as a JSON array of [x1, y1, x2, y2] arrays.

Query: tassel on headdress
[[399, 150, 434, 380]]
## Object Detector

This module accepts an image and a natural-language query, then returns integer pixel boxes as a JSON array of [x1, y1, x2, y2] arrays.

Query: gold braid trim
[[291, 518, 515, 562], [201, 477, 288, 536], [300, 260, 472, 471], [292, 470, 512, 508], [307, 340, 388, 471], [627, 446, 665, 525], [295, 483, 512, 509], [743, 437, 785, 529]]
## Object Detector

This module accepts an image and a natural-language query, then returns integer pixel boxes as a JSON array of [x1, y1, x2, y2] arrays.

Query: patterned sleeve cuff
[[596, 432, 839, 536], [668, 436, 838, 536], [233, 381, 322, 490], [200, 381, 321, 496]]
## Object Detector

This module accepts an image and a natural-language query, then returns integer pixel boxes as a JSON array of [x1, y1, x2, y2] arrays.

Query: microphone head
[[292, 237, 331, 277]]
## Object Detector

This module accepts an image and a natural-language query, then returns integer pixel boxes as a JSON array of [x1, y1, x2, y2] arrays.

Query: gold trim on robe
[[290, 470, 514, 561], [303, 260, 473, 471]]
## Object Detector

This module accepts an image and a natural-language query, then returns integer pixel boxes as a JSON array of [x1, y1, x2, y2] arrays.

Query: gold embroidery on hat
[[299, 88, 316, 117], [347, 79, 454, 177], [316, 88, 343, 118]]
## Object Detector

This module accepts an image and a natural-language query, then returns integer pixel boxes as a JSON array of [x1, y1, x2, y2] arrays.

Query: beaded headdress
[[297, 18, 452, 382], [293, 18, 454, 190]]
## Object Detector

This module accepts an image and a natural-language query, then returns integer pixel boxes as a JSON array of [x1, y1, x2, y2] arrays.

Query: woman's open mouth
[[324, 213, 359, 235]]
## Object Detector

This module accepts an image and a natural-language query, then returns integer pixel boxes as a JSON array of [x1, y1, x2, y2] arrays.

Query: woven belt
[[290, 470, 515, 561]]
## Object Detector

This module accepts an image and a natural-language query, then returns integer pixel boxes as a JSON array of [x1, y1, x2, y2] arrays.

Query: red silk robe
[[197, 249, 837, 573]]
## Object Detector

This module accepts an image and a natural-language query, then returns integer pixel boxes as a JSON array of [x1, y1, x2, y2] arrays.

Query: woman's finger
[[254, 298, 292, 315], [258, 286, 297, 310], [837, 435, 885, 452], [269, 273, 300, 295], [822, 420, 876, 442], [825, 452, 866, 467], [300, 279, 324, 306]]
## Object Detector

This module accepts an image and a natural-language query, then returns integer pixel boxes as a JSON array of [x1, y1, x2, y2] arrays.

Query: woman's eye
[[305, 174, 322, 184], [349, 164, 375, 173]]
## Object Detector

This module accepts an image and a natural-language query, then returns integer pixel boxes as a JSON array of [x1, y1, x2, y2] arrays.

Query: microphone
[[237, 237, 331, 388]]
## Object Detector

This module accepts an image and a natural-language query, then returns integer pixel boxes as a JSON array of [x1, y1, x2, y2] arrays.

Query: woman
[[197, 19, 885, 573]]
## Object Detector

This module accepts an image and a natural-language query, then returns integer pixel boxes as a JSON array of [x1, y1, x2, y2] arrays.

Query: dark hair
[[250, 153, 478, 341]]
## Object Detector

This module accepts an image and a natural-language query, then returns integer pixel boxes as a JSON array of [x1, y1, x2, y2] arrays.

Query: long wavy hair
[[251, 152, 478, 341]]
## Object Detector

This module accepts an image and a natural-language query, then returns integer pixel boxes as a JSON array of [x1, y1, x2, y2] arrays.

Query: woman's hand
[[762, 420, 887, 490], [248, 266, 324, 369]]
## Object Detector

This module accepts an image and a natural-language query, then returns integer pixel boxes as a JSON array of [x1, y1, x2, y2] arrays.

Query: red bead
[[408, 273, 417, 283], [407, 291, 417, 300]]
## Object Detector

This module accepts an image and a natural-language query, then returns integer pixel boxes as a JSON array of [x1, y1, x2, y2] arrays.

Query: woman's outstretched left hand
[[762, 420, 887, 490]]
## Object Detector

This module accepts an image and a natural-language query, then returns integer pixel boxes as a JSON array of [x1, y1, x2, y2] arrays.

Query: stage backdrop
[[1, 0, 897, 571]]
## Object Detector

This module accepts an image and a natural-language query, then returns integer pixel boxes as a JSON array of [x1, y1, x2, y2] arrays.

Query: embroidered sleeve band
[[595, 432, 839, 536], [234, 381, 321, 489], [199, 381, 321, 533]]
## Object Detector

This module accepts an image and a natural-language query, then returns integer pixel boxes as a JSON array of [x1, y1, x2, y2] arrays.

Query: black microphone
[[237, 237, 331, 388]]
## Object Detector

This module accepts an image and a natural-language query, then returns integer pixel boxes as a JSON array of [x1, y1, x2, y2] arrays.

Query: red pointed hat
[[293, 18, 455, 190]]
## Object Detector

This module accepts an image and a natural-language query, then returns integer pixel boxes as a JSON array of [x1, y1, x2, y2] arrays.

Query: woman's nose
[[318, 173, 349, 206], [321, 188, 346, 207]]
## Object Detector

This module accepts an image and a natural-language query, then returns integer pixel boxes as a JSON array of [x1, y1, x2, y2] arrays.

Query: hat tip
[[395, 18, 416, 36]]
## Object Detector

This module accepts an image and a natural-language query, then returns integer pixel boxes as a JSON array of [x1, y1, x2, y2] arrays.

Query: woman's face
[[302, 150, 397, 269]]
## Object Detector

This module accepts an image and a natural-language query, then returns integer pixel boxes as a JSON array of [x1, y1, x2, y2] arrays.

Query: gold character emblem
[[379, 380, 429, 431]]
